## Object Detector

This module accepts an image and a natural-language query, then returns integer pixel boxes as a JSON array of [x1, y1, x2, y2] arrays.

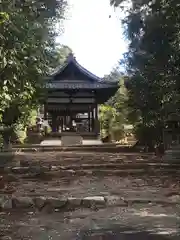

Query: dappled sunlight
[[133, 210, 177, 218]]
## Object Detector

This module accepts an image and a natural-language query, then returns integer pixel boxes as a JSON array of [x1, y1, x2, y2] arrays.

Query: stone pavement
[[0, 151, 180, 239]]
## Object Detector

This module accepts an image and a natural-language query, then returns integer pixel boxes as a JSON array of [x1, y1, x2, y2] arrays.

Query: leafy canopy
[[100, 68, 130, 140], [110, 0, 180, 145], [0, 0, 67, 127]]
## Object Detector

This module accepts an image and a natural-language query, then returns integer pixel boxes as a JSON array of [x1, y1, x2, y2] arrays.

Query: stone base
[[61, 135, 83, 146]]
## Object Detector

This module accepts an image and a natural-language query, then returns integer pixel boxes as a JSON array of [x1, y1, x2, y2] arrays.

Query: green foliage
[[48, 45, 72, 70], [111, 0, 180, 146], [99, 105, 114, 138], [0, 0, 67, 146], [0, 0, 66, 122], [100, 70, 130, 141], [13, 123, 27, 144], [0, 12, 9, 23], [56, 45, 73, 65], [26, 110, 38, 127]]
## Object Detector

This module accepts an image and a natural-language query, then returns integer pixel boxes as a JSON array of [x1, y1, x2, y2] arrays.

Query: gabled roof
[[50, 53, 102, 82], [45, 53, 119, 103]]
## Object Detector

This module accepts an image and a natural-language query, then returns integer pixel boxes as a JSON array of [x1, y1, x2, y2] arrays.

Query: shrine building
[[43, 53, 118, 143]]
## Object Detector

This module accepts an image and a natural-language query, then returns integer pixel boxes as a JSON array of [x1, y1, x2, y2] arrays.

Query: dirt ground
[[6, 175, 180, 199], [0, 203, 180, 239], [0, 151, 180, 239]]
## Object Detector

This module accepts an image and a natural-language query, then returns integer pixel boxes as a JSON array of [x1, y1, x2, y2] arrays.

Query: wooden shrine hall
[[43, 53, 118, 144]]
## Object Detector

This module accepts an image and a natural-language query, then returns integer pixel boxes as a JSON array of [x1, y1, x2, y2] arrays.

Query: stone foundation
[[61, 135, 83, 146]]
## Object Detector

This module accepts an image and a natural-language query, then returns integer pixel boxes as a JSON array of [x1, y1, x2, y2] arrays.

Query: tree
[[56, 45, 73, 65], [48, 45, 73, 70], [110, 0, 180, 147], [100, 69, 130, 141], [0, 0, 67, 146]]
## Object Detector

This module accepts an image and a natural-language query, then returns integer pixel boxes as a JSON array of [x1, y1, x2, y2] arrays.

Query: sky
[[57, 0, 128, 77]]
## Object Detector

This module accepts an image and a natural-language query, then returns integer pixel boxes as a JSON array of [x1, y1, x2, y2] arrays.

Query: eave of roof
[[45, 80, 118, 90], [49, 53, 102, 82]]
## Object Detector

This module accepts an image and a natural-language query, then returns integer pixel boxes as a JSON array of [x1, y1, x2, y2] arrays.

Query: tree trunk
[[1, 128, 12, 150]]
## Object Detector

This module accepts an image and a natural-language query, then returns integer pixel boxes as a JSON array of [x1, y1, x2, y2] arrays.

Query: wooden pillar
[[44, 103, 47, 120], [95, 104, 98, 121], [88, 106, 91, 132], [64, 115, 66, 130], [60, 116, 63, 132], [62, 116, 64, 131], [52, 114, 57, 132], [56, 115, 60, 132], [92, 106, 94, 132], [64, 108, 68, 131], [94, 104, 99, 135], [44, 104, 48, 135], [69, 110, 73, 130]]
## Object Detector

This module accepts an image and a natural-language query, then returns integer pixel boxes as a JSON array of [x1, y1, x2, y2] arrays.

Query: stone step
[[3, 160, 180, 171], [0, 194, 178, 212], [12, 158, 162, 167], [8, 145, 140, 153], [0, 151, 155, 164], [0, 149, 179, 239], [46, 162, 180, 170], [0, 155, 163, 169], [13, 143, 118, 148], [17, 160, 161, 168], [1, 167, 180, 179], [2, 161, 180, 174]]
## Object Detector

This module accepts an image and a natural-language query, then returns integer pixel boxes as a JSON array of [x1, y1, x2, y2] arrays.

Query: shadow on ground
[[79, 227, 178, 240], [0, 152, 15, 167]]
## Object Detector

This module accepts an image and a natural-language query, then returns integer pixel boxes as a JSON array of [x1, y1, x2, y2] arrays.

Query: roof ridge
[[49, 53, 102, 82]]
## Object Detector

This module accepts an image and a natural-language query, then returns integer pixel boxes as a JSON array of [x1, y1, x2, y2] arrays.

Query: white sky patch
[[57, 0, 128, 77]]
